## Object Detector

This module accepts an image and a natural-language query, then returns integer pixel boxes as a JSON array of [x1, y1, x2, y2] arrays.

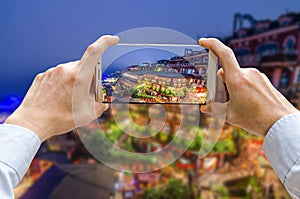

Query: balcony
[[237, 53, 298, 67], [236, 55, 261, 67], [261, 53, 297, 63]]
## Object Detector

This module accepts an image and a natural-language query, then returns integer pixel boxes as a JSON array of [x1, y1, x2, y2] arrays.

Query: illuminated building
[[124, 49, 208, 88]]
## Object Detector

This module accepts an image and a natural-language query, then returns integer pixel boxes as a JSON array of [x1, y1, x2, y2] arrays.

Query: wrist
[[4, 108, 49, 142], [264, 107, 300, 136]]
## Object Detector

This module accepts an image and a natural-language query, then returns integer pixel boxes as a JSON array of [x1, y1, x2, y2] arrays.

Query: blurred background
[[1, 0, 300, 198]]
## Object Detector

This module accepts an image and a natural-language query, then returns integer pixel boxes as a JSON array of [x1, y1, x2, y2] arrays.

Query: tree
[[142, 178, 195, 199], [143, 187, 163, 199], [163, 179, 185, 199]]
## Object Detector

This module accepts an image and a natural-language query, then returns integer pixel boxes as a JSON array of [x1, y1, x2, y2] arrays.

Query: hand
[[5, 35, 119, 142], [199, 38, 299, 136]]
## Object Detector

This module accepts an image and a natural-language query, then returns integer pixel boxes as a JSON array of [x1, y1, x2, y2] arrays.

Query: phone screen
[[96, 43, 217, 104]]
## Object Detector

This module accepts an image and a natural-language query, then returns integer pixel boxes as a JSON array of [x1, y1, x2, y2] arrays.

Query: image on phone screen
[[96, 43, 217, 104]]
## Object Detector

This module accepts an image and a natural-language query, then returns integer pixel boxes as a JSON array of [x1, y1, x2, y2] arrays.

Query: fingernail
[[198, 38, 207, 45], [112, 35, 120, 39]]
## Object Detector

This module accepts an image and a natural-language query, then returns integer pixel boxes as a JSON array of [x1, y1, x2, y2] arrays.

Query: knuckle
[[55, 64, 65, 72], [224, 46, 234, 57], [45, 67, 55, 76], [68, 70, 77, 83], [229, 71, 248, 87], [86, 44, 97, 55], [35, 73, 44, 80], [248, 68, 260, 75], [245, 68, 265, 82], [233, 68, 264, 89], [98, 36, 111, 52], [218, 46, 233, 58], [238, 73, 249, 85], [260, 72, 270, 81]]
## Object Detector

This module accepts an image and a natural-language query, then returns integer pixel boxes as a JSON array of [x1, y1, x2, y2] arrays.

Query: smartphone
[[95, 43, 218, 104]]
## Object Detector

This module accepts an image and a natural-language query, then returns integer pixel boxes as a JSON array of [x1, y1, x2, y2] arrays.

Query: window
[[234, 48, 251, 57], [256, 43, 279, 56], [279, 17, 292, 27], [295, 68, 300, 84], [237, 30, 247, 38], [280, 71, 290, 88], [255, 22, 270, 33], [283, 36, 296, 54]]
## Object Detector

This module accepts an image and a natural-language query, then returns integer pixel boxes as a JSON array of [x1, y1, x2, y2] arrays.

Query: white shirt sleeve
[[0, 124, 41, 199], [263, 112, 300, 198]]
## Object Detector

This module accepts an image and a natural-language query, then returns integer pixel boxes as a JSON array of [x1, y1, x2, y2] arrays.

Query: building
[[184, 48, 209, 76], [227, 12, 300, 96], [102, 49, 209, 103], [168, 49, 209, 77]]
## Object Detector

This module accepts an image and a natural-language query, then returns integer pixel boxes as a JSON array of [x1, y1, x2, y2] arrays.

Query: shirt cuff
[[0, 124, 41, 183], [262, 112, 300, 183]]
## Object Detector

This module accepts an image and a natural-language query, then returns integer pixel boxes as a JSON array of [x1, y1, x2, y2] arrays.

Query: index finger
[[199, 38, 241, 80], [77, 35, 119, 79]]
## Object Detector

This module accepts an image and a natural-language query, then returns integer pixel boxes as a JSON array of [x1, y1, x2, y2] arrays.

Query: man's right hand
[[199, 38, 299, 136]]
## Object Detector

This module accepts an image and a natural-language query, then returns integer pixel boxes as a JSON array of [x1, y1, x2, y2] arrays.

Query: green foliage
[[136, 83, 146, 90], [164, 179, 186, 199], [105, 122, 123, 142], [142, 178, 195, 199], [233, 127, 259, 139], [143, 187, 163, 199], [156, 132, 169, 143], [139, 93, 156, 99], [213, 139, 236, 153], [178, 90, 185, 97], [131, 88, 139, 98], [245, 176, 263, 199], [86, 131, 155, 164], [108, 149, 156, 163], [212, 184, 229, 199], [188, 131, 203, 151]]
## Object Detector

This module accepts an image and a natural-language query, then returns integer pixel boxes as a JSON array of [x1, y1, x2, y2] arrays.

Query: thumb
[[95, 102, 109, 118], [201, 102, 227, 119]]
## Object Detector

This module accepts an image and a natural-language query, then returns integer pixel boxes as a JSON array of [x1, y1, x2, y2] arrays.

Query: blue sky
[[0, 0, 300, 99], [103, 48, 176, 75]]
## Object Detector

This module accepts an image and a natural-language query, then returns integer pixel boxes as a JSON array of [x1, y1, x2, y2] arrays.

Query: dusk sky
[[103, 48, 176, 76], [1, 0, 300, 99]]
